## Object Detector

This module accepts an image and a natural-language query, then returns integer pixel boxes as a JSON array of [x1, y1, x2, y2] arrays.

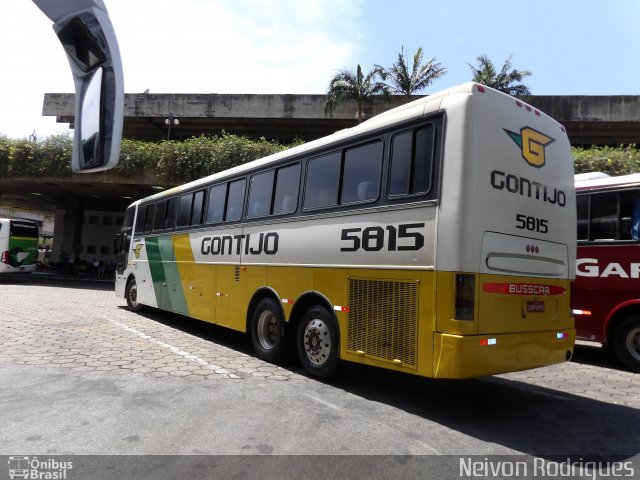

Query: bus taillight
[[455, 274, 475, 320], [1, 250, 8, 264]]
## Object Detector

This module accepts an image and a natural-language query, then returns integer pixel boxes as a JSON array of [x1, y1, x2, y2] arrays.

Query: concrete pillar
[[52, 196, 85, 263]]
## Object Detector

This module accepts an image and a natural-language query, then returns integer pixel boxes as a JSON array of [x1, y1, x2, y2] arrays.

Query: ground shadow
[[572, 342, 630, 372], [121, 306, 639, 460], [0, 273, 114, 291]]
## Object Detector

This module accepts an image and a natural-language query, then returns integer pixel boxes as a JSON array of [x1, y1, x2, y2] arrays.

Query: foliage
[[468, 54, 532, 96], [572, 145, 640, 176], [2, 134, 639, 184], [376, 46, 446, 96], [0, 133, 298, 185], [325, 64, 390, 123], [0, 134, 74, 178]]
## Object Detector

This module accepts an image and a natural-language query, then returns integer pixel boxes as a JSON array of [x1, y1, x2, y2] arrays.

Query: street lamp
[[164, 113, 179, 140]]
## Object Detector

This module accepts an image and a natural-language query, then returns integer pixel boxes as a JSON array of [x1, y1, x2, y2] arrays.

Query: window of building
[[89, 215, 99, 225], [102, 216, 112, 225]]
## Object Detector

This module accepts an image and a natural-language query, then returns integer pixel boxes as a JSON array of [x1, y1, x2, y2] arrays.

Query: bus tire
[[611, 314, 640, 372], [296, 306, 339, 379], [251, 298, 286, 363], [125, 277, 144, 312]]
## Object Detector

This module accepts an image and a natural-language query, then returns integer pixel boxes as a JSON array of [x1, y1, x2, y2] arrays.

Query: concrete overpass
[[43, 92, 640, 146]]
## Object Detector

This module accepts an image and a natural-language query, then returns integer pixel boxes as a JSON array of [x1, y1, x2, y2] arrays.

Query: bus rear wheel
[[611, 314, 640, 372], [251, 298, 286, 363], [125, 278, 144, 312], [296, 306, 339, 379]]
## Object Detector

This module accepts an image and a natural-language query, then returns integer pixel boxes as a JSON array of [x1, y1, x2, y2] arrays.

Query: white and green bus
[[0, 218, 39, 274], [114, 83, 576, 379]]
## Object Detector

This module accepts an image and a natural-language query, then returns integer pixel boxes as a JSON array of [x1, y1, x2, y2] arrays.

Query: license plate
[[527, 301, 545, 313]]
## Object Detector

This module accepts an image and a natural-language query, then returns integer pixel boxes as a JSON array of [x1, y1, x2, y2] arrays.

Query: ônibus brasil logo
[[504, 126, 555, 168]]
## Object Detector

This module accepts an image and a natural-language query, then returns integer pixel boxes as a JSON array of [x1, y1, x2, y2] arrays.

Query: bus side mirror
[[33, 0, 123, 173]]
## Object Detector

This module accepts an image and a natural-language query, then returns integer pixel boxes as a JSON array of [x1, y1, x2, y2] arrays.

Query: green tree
[[325, 64, 389, 123], [468, 54, 532, 96], [377, 46, 446, 96]]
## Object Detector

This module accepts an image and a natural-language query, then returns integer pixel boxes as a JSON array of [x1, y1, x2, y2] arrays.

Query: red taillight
[[1, 251, 8, 264], [476, 85, 486, 93], [455, 274, 475, 320]]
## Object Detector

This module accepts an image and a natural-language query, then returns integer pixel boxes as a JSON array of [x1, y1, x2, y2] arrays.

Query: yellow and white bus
[[114, 83, 576, 379]]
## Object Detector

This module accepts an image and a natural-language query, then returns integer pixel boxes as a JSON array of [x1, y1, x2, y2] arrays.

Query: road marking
[[104, 317, 240, 379]]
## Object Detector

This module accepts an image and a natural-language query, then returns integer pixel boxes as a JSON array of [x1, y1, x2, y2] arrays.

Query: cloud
[[110, 0, 365, 94]]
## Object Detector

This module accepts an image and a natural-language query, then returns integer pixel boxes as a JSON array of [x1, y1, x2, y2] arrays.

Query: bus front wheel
[[612, 314, 640, 372], [251, 298, 286, 363], [125, 278, 144, 312], [296, 306, 339, 379]]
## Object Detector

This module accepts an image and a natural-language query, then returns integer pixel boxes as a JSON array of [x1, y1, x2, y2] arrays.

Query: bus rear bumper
[[432, 329, 576, 379]]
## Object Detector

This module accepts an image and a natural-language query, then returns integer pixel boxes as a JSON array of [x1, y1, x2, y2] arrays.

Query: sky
[[1, 0, 639, 139]]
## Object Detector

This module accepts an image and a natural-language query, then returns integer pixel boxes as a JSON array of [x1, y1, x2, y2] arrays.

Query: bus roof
[[575, 173, 640, 192]]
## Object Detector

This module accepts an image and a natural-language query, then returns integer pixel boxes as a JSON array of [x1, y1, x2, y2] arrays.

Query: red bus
[[574, 172, 640, 372]]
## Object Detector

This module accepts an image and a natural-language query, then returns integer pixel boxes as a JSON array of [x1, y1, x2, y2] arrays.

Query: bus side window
[[165, 197, 178, 229], [273, 163, 301, 215], [576, 195, 589, 241], [177, 193, 193, 227], [590, 193, 617, 240], [226, 179, 246, 222], [135, 205, 146, 235], [341, 142, 382, 204], [143, 205, 155, 233], [389, 125, 435, 197], [206, 184, 226, 223], [304, 152, 340, 209], [153, 202, 167, 231], [620, 192, 640, 241], [632, 197, 640, 241], [248, 171, 275, 218], [191, 190, 206, 225]]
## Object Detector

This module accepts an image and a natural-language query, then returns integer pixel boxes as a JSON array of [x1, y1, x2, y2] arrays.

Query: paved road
[[0, 275, 638, 468]]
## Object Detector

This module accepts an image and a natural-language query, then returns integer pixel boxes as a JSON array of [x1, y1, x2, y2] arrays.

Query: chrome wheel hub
[[303, 319, 331, 366]]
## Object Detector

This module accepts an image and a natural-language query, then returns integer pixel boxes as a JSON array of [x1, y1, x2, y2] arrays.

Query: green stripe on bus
[[145, 236, 188, 315]]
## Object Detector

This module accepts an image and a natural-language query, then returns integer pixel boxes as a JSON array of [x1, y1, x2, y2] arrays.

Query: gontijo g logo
[[504, 127, 555, 168]]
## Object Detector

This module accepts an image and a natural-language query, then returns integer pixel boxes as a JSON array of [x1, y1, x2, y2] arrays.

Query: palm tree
[[468, 54, 532, 96], [325, 64, 390, 123], [377, 46, 447, 96]]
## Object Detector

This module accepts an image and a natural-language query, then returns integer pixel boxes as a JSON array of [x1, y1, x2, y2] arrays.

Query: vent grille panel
[[347, 278, 418, 368]]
